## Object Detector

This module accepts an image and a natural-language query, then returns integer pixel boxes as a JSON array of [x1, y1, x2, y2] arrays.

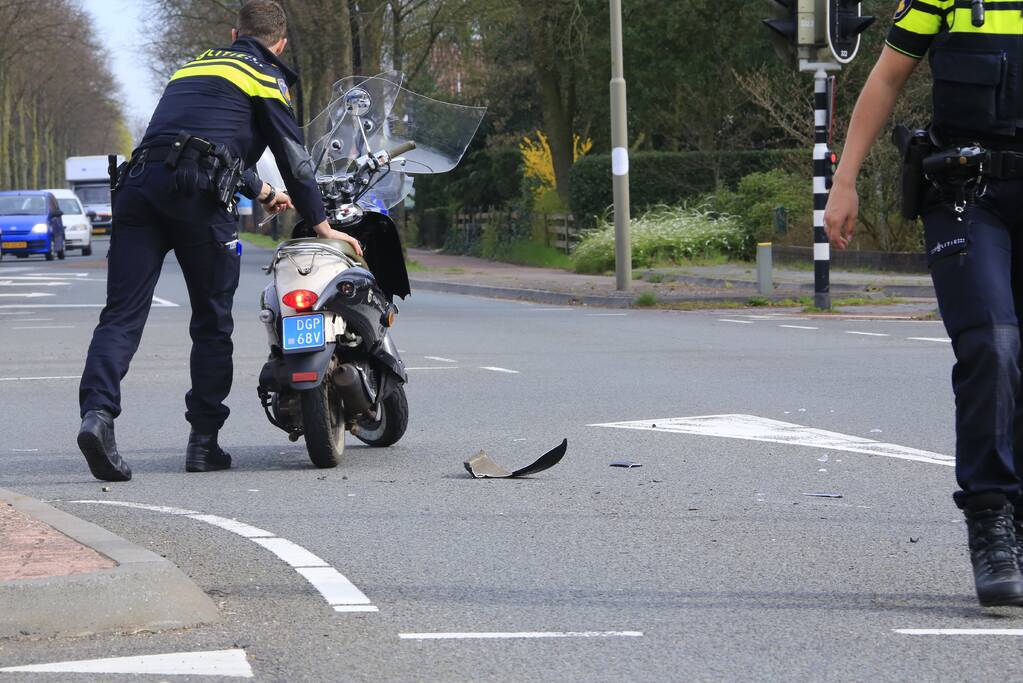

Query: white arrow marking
[[589, 414, 954, 467], [0, 649, 253, 677], [152, 296, 180, 308]]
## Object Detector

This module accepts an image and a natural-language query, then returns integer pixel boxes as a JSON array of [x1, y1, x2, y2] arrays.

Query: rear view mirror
[[87, 211, 97, 220]]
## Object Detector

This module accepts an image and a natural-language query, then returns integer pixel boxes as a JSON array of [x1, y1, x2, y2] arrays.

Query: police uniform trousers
[[79, 162, 241, 434], [923, 179, 1023, 505]]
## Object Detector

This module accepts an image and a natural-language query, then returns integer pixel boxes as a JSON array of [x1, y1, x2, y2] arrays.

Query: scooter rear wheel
[[353, 384, 408, 448], [300, 382, 344, 468]]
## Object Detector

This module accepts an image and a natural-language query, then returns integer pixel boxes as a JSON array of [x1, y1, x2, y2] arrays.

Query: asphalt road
[[0, 238, 1016, 682]]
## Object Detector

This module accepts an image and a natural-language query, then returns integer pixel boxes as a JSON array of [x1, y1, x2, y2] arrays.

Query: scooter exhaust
[[332, 364, 374, 415]]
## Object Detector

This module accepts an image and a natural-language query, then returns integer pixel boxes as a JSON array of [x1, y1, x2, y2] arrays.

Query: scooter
[[257, 72, 484, 468]]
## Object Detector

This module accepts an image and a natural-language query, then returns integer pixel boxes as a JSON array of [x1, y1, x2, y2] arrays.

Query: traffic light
[[826, 0, 875, 64], [824, 149, 838, 189]]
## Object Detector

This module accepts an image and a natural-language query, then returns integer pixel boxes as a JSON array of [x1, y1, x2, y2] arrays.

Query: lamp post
[[610, 0, 631, 291]]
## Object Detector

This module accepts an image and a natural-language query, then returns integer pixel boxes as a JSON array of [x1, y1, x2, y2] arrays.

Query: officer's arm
[[252, 96, 328, 225], [832, 47, 919, 190], [826, 47, 919, 249]]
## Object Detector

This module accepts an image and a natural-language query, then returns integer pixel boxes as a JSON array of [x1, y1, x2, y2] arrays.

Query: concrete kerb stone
[[0, 488, 218, 639]]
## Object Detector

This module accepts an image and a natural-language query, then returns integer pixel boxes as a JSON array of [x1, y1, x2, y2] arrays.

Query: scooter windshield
[[303, 71, 486, 209]]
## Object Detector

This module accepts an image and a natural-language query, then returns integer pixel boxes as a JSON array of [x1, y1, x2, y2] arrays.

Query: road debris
[[464, 439, 568, 479]]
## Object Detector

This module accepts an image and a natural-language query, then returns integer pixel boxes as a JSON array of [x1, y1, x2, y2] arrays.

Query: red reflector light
[[282, 289, 318, 311], [292, 372, 318, 383]]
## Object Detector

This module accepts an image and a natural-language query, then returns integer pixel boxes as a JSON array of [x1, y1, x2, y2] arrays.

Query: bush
[[712, 169, 812, 244], [572, 205, 752, 274], [569, 149, 804, 227]]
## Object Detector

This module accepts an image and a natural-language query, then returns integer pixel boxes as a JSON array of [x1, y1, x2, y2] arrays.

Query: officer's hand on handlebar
[[312, 220, 364, 258], [824, 178, 858, 250], [265, 192, 293, 214]]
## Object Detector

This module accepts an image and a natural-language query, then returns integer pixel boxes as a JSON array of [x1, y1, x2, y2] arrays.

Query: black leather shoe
[[963, 494, 1023, 607], [185, 430, 232, 472], [77, 410, 132, 482]]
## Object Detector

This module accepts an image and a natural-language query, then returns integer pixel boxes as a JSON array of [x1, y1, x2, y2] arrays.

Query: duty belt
[[130, 132, 244, 208], [984, 150, 1023, 180]]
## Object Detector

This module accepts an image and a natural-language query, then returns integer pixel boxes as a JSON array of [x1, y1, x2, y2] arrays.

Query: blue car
[[0, 191, 66, 261]]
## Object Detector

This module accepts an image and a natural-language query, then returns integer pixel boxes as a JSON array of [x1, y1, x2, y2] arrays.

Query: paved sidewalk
[[407, 249, 938, 312], [0, 489, 217, 639], [0, 503, 114, 581]]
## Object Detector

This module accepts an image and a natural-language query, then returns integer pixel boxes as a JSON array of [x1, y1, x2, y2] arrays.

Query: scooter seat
[[279, 238, 368, 268]]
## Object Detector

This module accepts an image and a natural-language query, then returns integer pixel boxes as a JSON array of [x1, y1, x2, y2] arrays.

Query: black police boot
[[962, 494, 1023, 607], [77, 409, 132, 482], [185, 430, 232, 472]]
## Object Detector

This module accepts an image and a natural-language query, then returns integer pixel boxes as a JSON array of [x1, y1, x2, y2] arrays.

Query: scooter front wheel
[[300, 382, 344, 468]]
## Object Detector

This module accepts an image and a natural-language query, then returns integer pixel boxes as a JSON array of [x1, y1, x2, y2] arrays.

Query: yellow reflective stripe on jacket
[[169, 64, 288, 106], [895, 0, 951, 36], [183, 57, 279, 88], [949, 5, 1023, 33]]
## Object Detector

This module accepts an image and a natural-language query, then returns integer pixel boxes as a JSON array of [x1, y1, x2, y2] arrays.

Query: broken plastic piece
[[803, 492, 843, 499], [464, 439, 567, 479], [610, 461, 642, 468]]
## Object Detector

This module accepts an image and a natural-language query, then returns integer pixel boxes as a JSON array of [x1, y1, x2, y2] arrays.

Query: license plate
[[2, 242, 27, 249], [282, 314, 326, 352]]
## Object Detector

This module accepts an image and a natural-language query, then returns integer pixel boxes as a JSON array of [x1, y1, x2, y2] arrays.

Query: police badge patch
[[277, 78, 292, 106], [894, 0, 913, 20]]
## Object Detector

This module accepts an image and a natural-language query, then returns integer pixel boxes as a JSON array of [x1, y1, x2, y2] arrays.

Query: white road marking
[[719, 319, 754, 324], [12, 318, 53, 322], [399, 631, 644, 641], [909, 337, 951, 343], [896, 629, 1023, 636], [0, 649, 253, 678], [0, 312, 35, 315], [0, 375, 81, 382], [424, 356, 458, 363], [12, 325, 74, 330], [10, 449, 38, 453], [0, 296, 178, 310], [406, 366, 459, 371], [0, 280, 71, 286], [586, 313, 628, 317], [0, 292, 53, 298], [845, 331, 889, 337], [69, 500, 376, 611], [252, 537, 330, 568], [779, 325, 819, 330], [480, 366, 520, 374], [590, 414, 954, 467]]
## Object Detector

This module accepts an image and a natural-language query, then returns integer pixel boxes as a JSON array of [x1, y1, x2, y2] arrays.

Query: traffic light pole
[[803, 60, 840, 310]]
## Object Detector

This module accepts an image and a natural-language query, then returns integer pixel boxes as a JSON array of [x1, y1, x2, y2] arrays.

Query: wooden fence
[[452, 211, 580, 254]]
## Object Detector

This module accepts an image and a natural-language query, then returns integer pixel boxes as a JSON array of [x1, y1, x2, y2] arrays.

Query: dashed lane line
[[0, 296, 179, 309], [399, 631, 644, 641], [424, 356, 458, 363], [480, 366, 520, 374], [846, 331, 889, 337], [0, 375, 81, 382], [68, 500, 377, 613], [779, 325, 819, 330], [12, 325, 74, 330], [908, 337, 951, 343], [718, 319, 754, 324]]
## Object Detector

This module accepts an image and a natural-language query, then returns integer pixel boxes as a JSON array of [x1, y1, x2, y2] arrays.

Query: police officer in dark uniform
[[77, 0, 363, 481], [826, 0, 1023, 606]]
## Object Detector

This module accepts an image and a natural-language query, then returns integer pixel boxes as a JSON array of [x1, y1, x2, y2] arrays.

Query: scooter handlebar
[[387, 141, 417, 159]]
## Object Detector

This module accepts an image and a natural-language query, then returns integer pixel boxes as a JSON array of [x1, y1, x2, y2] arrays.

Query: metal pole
[[812, 67, 831, 310], [757, 242, 773, 296], [610, 0, 631, 291]]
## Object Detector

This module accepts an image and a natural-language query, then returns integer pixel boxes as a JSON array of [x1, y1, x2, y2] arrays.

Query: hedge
[[569, 149, 805, 227]]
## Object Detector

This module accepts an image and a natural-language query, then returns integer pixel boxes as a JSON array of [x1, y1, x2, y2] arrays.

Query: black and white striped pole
[[812, 68, 831, 311]]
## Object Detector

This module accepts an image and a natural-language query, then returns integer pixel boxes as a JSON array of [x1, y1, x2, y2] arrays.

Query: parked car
[[44, 188, 93, 256], [0, 191, 66, 261]]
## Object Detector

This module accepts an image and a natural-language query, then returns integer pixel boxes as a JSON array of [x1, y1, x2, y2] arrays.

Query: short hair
[[237, 0, 287, 46]]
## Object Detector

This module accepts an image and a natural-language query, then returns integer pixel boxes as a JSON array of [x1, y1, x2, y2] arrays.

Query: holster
[[210, 143, 244, 209], [109, 154, 128, 203], [892, 124, 933, 220]]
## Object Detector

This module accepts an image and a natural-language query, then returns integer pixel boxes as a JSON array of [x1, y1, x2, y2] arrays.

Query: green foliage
[[573, 205, 752, 274], [711, 170, 813, 243], [569, 150, 804, 228], [635, 292, 658, 307], [487, 240, 573, 269]]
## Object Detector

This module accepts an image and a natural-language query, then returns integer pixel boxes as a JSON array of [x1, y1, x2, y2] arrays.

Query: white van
[[44, 188, 93, 256]]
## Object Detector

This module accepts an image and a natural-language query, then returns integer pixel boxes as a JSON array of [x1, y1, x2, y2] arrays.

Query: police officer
[[77, 0, 363, 481], [826, 0, 1023, 606]]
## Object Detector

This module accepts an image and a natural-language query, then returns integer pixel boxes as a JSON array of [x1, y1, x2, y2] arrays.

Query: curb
[[0, 489, 218, 639], [409, 278, 778, 308]]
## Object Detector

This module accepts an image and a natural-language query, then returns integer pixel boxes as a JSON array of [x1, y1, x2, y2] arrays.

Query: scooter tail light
[[282, 289, 318, 311]]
